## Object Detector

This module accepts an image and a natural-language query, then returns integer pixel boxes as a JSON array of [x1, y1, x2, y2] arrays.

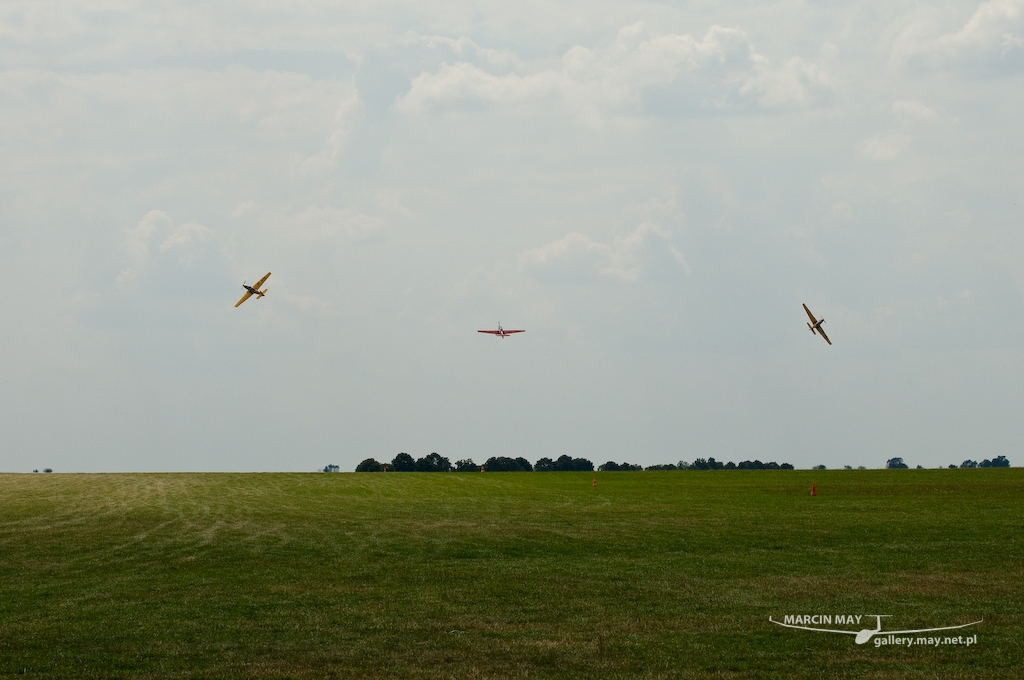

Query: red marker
[[811, 483, 817, 497]]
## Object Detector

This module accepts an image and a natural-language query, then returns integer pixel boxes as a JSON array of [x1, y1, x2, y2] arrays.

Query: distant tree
[[534, 457, 556, 472], [979, 456, 1010, 468], [960, 460, 978, 469], [738, 460, 764, 470], [948, 464, 957, 469], [355, 458, 383, 472], [676, 461, 691, 470], [553, 455, 575, 471], [416, 452, 452, 472], [646, 464, 677, 470], [573, 457, 595, 471], [483, 456, 531, 472], [916, 465, 923, 469], [323, 464, 340, 473], [691, 458, 708, 470], [43, 468, 52, 473], [514, 457, 534, 472], [780, 463, 795, 470], [390, 453, 417, 472], [813, 464, 827, 470], [844, 465, 853, 470], [857, 466, 866, 470], [599, 461, 642, 471], [764, 462, 780, 470], [454, 458, 478, 472], [886, 457, 909, 469]]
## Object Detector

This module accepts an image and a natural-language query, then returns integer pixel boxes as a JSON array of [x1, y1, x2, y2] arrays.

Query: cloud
[[894, 0, 1024, 69], [520, 223, 688, 284], [252, 205, 387, 245], [395, 22, 832, 121], [116, 210, 227, 294], [160, 222, 214, 252], [858, 133, 911, 161]]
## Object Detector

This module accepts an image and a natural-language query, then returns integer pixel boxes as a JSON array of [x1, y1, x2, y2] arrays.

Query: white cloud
[[894, 0, 1024, 68], [160, 222, 214, 252], [117, 210, 224, 289], [520, 223, 687, 284], [255, 205, 387, 245], [858, 133, 911, 161], [396, 22, 831, 121]]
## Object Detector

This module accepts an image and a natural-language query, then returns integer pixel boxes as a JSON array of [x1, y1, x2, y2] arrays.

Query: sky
[[2, 1, 1023, 472]]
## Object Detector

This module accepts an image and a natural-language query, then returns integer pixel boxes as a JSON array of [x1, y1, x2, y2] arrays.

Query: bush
[[355, 458, 383, 472], [886, 457, 909, 469], [980, 456, 1010, 468], [483, 456, 532, 472], [416, 453, 452, 472], [390, 453, 417, 472], [454, 458, 479, 472]]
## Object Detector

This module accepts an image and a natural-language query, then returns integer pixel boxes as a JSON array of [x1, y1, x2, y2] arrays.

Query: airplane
[[803, 303, 831, 345], [769, 614, 983, 645], [234, 272, 271, 307], [477, 323, 525, 338]]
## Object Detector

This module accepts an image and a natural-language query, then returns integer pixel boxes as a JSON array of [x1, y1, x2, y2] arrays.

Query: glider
[[803, 303, 831, 345], [770, 614, 982, 645], [478, 323, 524, 338], [235, 272, 271, 307]]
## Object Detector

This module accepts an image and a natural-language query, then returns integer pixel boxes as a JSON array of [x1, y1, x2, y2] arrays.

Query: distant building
[[323, 464, 340, 473]]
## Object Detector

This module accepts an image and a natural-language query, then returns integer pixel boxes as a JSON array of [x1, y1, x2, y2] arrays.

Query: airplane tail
[[258, 288, 268, 298]]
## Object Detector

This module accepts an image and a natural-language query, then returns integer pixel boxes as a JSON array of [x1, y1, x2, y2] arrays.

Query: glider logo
[[769, 614, 982, 646]]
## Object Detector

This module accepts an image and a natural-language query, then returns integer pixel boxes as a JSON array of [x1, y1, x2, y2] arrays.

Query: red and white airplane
[[478, 323, 525, 338]]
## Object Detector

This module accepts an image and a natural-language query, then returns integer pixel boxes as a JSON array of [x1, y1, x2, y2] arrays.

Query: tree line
[[352, 454, 796, 472]]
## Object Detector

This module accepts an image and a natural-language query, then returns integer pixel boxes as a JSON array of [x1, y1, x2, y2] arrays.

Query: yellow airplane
[[803, 303, 831, 345], [235, 272, 271, 307]]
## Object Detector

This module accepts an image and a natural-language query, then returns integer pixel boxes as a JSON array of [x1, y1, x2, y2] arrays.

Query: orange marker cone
[[480, 465, 485, 473], [592, 476, 597, 487], [811, 483, 817, 497]]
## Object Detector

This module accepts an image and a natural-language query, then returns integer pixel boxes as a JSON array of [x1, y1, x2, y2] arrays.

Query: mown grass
[[0, 470, 1021, 678]]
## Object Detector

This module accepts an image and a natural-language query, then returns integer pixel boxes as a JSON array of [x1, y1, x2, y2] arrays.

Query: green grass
[[1, 470, 1021, 678]]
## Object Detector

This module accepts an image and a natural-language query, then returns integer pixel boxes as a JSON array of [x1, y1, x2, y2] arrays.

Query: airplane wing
[[253, 272, 271, 288], [503, 330, 525, 334], [478, 330, 501, 334], [803, 303, 818, 324], [234, 290, 254, 307], [768, 618, 857, 635], [817, 326, 832, 345], [885, 621, 983, 635]]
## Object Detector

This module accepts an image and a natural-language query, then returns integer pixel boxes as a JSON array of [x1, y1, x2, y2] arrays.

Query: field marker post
[[592, 476, 597, 487], [811, 483, 816, 496]]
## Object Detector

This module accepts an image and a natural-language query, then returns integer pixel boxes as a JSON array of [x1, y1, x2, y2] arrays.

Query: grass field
[[1, 470, 1021, 678]]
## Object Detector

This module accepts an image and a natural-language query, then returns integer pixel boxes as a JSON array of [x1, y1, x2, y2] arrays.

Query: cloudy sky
[[2, 1, 1022, 472]]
